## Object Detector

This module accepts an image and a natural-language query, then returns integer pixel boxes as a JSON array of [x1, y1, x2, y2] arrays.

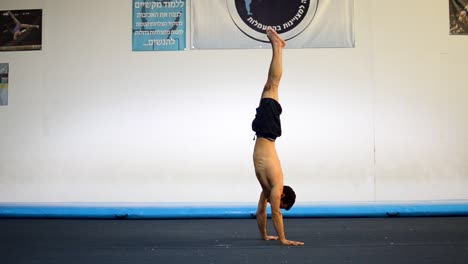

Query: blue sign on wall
[[132, 0, 186, 51], [0, 63, 8, 106]]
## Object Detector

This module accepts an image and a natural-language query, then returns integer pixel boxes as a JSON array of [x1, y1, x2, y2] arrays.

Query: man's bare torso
[[253, 137, 284, 197]]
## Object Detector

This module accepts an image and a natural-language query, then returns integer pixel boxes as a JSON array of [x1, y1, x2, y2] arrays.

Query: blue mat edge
[[1, 201, 468, 219]]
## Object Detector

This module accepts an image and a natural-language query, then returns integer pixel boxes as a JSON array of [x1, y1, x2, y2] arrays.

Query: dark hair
[[282, 185, 296, 211]]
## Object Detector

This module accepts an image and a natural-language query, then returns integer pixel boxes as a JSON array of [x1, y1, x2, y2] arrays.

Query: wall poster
[[132, 0, 187, 51], [0, 9, 42, 51], [0, 63, 8, 106], [191, 0, 354, 49], [450, 0, 468, 35]]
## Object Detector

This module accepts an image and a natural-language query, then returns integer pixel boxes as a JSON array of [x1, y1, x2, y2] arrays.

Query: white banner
[[191, 0, 354, 49]]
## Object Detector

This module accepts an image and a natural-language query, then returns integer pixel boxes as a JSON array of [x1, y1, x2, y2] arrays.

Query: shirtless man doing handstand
[[252, 28, 304, 246]]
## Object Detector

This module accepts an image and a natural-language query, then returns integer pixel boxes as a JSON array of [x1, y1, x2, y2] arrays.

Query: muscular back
[[253, 137, 284, 196]]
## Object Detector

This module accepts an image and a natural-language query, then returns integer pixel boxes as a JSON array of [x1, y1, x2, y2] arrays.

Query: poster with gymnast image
[[0, 63, 8, 106], [450, 0, 468, 35], [0, 9, 42, 51], [132, 0, 186, 51]]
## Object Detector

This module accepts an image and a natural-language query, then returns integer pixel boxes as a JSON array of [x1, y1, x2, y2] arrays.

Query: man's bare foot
[[266, 27, 286, 48]]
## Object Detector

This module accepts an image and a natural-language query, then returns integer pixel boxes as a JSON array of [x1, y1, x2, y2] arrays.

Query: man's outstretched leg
[[261, 28, 286, 102]]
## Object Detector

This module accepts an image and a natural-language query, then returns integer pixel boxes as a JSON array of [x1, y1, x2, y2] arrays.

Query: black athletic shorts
[[252, 98, 282, 140]]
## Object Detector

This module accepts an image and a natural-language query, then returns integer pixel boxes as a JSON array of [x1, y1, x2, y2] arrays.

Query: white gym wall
[[0, 0, 467, 203]]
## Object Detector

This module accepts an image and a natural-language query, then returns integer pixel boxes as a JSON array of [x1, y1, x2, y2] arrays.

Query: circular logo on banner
[[227, 0, 319, 42]]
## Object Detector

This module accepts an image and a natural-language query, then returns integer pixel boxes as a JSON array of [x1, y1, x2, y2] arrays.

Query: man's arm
[[269, 186, 304, 246], [256, 191, 279, 241]]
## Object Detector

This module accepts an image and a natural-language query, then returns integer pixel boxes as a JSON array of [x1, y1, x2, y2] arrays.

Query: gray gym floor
[[1, 217, 468, 264]]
